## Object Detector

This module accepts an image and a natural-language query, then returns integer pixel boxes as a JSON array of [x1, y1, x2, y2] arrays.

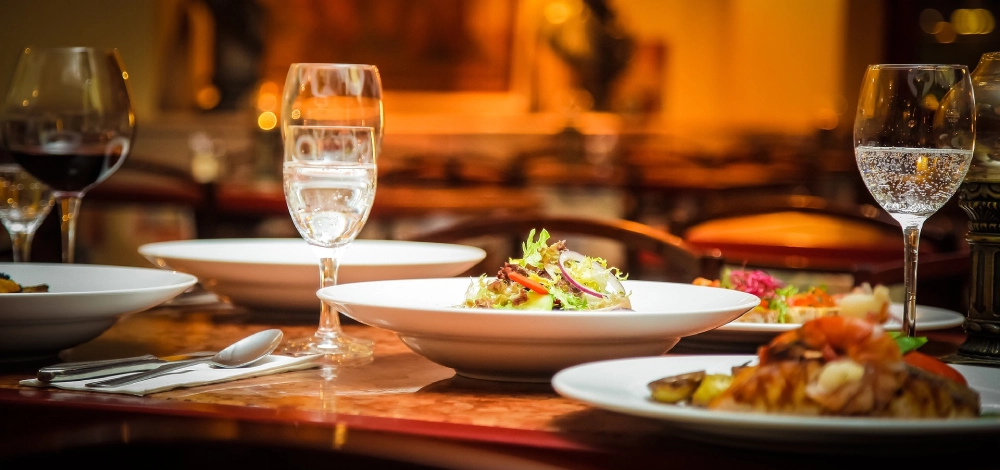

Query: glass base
[[281, 330, 374, 367]]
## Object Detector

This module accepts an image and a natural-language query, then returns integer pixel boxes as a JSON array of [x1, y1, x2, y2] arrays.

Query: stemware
[[0, 47, 135, 263], [0, 163, 54, 262], [853, 64, 975, 337], [281, 125, 377, 364], [278, 63, 382, 365]]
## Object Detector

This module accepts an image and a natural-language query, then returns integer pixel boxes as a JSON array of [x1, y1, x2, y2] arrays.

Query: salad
[[693, 269, 890, 324], [462, 229, 632, 311]]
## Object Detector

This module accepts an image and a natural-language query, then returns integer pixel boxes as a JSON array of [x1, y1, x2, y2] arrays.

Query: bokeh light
[[920, 9, 944, 34], [258, 111, 277, 130]]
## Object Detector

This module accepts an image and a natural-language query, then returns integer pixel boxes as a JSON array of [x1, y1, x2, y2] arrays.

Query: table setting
[[2, 54, 1000, 467]]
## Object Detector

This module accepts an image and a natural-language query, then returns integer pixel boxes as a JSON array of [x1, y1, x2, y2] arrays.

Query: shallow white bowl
[[318, 278, 760, 382], [139, 239, 487, 311], [0, 263, 197, 360]]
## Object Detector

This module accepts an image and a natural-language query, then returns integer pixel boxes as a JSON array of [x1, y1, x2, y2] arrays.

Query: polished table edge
[[0, 386, 611, 455]]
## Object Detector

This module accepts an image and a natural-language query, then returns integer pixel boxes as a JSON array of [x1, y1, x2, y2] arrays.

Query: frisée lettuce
[[462, 229, 631, 311]]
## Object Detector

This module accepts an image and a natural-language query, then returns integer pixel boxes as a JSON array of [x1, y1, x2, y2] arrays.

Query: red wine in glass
[[0, 47, 135, 263], [10, 145, 127, 193]]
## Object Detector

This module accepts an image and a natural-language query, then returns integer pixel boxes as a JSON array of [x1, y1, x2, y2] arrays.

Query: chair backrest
[[403, 215, 724, 283], [681, 194, 958, 273]]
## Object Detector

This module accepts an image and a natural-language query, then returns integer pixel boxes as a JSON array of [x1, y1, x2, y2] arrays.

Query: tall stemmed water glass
[[0, 47, 135, 263], [279, 63, 382, 365], [854, 64, 975, 337], [282, 126, 377, 364], [0, 163, 54, 262]]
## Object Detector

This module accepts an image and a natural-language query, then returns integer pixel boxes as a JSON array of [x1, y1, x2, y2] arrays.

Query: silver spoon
[[86, 329, 284, 388]]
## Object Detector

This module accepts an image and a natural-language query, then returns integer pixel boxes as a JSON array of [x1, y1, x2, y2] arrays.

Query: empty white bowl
[[139, 239, 486, 311]]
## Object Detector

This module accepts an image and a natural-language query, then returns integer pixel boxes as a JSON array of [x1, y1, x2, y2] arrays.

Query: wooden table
[[0, 301, 989, 468]]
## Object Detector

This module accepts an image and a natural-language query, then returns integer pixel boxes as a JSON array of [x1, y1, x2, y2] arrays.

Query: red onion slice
[[605, 271, 626, 297], [558, 250, 606, 298]]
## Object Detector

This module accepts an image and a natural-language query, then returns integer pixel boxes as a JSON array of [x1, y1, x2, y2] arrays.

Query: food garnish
[[648, 316, 980, 418], [0, 272, 48, 293], [463, 229, 631, 311], [693, 269, 890, 324]]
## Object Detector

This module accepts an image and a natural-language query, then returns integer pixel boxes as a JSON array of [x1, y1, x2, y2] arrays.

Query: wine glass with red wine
[[0, 47, 135, 263]]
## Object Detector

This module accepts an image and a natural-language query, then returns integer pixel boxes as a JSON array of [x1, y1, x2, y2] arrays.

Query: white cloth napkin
[[20, 354, 322, 396]]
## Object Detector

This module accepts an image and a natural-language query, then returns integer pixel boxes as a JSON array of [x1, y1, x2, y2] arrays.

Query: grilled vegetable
[[0, 272, 49, 293]]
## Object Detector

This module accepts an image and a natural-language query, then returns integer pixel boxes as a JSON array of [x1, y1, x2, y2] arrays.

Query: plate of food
[[0, 263, 197, 360], [553, 316, 1000, 452], [318, 229, 760, 382], [138, 238, 487, 311], [672, 269, 965, 353]]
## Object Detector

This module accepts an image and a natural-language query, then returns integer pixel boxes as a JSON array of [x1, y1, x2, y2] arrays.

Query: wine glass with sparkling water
[[854, 64, 975, 337], [279, 63, 382, 365], [0, 163, 54, 262]]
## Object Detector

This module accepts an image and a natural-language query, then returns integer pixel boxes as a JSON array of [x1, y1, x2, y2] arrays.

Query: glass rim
[[286, 125, 376, 132], [868, 64, 968, 70], [288, 63, 379, 70], [22, 46, 116, 54]]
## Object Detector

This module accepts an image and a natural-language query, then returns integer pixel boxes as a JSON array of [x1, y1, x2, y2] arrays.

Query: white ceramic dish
[[552, 355, 1000, 452], [674, 303, 965, 353], [318, 278, 760, 382], [0, 263, 197, 360], [138, 239, 487, 311]]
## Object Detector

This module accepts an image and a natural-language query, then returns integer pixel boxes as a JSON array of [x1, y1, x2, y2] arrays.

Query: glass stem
[[901, 223, 922, 338], [316, 255, 344, 339], [58, 196, 82, 264], [9, 230, 33, 262]]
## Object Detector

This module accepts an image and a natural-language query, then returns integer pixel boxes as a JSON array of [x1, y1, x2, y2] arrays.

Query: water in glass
[[0, 164, 54, 262], [853, 64, 975, 337]]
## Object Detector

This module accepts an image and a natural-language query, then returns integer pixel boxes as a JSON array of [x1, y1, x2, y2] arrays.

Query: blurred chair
[[31, 160, 207, 264], [403, 214, 724, 282], [851, 251, 971, 314], [681, 194, 959, 274]]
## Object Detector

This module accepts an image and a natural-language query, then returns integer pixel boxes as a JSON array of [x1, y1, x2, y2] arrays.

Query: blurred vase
[[957, 51, 1000, 360]]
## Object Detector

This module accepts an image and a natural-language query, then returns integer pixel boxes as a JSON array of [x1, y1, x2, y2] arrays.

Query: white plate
[[552, 355, 1000, 452], [318, 278, 759, 382], [138, 239, 487, 311], [675, 303, 965, 353], [0, 263, 197, 360]]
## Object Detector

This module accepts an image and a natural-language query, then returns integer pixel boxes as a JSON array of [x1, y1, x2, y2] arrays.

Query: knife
[[36, 351, 217, 383]]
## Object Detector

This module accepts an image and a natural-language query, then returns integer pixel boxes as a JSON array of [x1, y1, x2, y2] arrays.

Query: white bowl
[[318, 278, 760, 382], [0, 263, 197, 360], [139, 239, 487, 311]]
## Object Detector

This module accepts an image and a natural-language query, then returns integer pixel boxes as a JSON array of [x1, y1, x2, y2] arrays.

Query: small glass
[[0, 164, 54, 262]]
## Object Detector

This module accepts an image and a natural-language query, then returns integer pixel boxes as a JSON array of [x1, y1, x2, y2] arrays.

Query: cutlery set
[[37, 329, 284, 387]]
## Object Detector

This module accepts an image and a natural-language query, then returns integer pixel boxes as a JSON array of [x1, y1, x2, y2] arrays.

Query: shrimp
[[710, 316, 908, 415]]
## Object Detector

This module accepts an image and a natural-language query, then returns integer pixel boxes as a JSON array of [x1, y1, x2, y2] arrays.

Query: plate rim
[[137, 238, 487, 267], [319, 277, 762, 318], [717, 303, 964, 333], [0, 262, 198, 296]]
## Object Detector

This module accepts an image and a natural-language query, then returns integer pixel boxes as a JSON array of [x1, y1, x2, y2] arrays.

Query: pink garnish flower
[[727, 270, 783, 299]]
